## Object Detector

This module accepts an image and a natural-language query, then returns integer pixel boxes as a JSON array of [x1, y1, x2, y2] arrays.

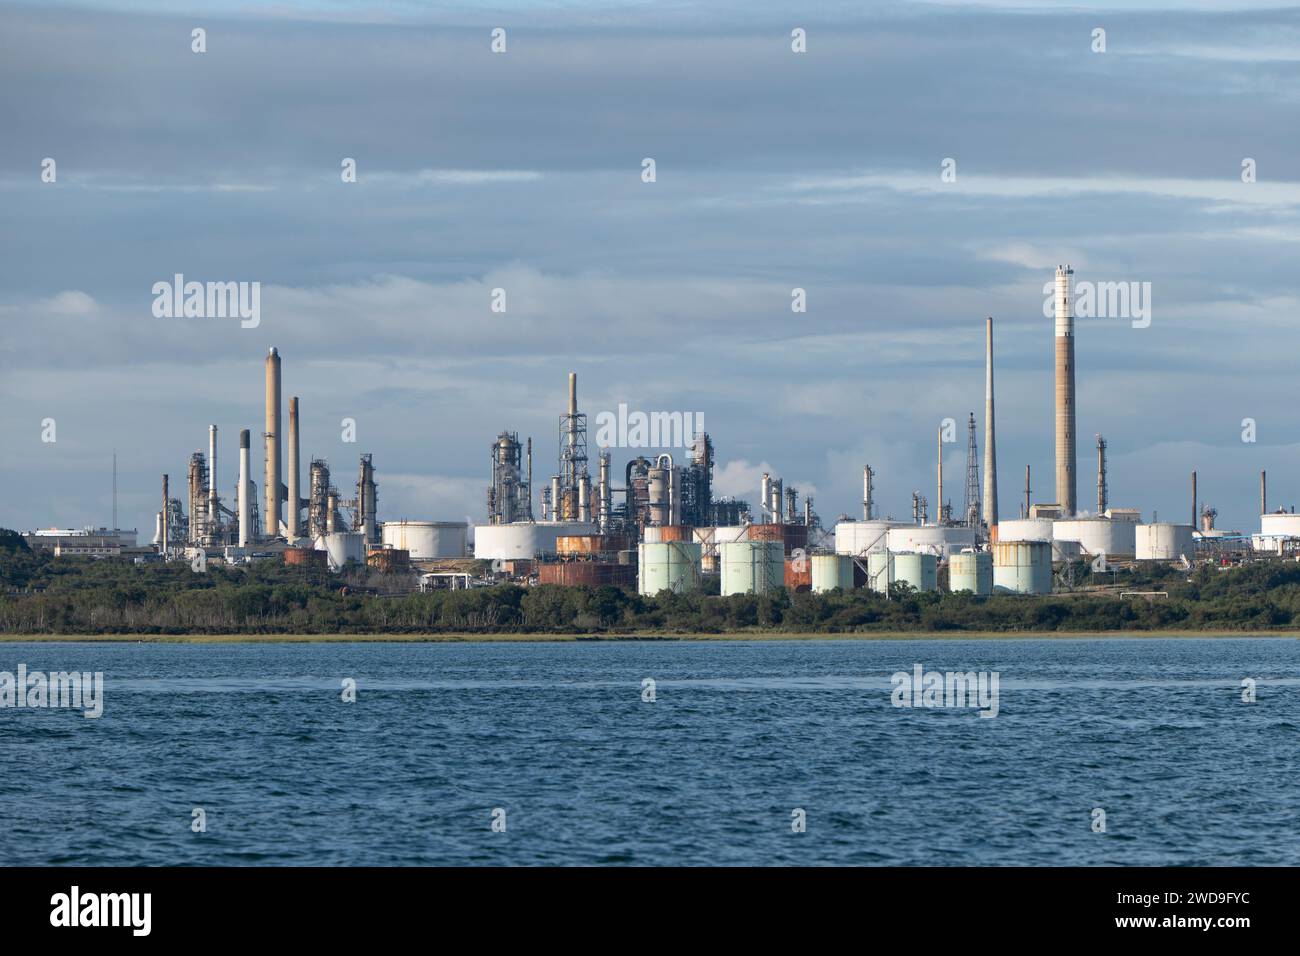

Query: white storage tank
[[638, 541, 703, 595], [720, 540, 784, 596], [810, 553, 854, 593], [948, 550, 993, 595], [834, 520, 899, 556], [993, 540, 1053, 594], [886, 525, 976, 559], [866, 551, 894, 593], [1135, 523, 1195, 561], [381, 520, 467, 560], [472, 521, 597, 560], [995, 518, 1079, 561], [696, 525, 750, 557], [315, 532, 366, 571], [1053, 518, 1136, 558], [892, 552, 938, 592]]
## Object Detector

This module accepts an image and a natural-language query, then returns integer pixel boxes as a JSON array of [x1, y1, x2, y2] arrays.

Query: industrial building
[[25, 265, 1300, 598]]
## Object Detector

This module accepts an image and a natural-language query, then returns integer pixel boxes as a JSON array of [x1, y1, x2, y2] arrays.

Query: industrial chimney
[[238, 429, 251, 548], [264, 347, 282, 540], [208, 424, 219, 541], [1055, 266, 1077, 515], [982, 317, 998, 530], [287, 396, 301, 540]]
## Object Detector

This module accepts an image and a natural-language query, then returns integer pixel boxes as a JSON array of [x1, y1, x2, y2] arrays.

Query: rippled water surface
[[1, 637, 1296, 865]]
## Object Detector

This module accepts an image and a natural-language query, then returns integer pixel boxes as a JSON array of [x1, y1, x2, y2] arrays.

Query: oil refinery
[[21, 266, 1299, 599]]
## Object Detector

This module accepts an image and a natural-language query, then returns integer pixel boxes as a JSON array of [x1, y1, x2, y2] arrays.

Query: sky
[[2, 0, 1299, 539]]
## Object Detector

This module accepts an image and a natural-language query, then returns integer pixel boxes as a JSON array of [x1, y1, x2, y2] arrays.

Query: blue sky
[[2, 0, 1298, 536]]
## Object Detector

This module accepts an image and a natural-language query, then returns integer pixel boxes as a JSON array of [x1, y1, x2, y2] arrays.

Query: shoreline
[[1, 630, 1297, 644]]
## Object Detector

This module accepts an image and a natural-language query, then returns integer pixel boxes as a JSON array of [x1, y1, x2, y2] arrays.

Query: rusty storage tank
[[642, 525, 693, 543], [537, 562, 636, 588], [784, 556, 812, 592], [748, 523, 810, 555], [284, 547, 327, 569], [368, 548, 410, 572], [556, 535, 611, 555]]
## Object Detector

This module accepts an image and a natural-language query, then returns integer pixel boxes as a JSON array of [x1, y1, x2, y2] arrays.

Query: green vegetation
[[3, 531, 1300, 636]]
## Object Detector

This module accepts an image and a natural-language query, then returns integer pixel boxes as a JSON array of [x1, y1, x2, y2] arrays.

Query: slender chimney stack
[[264, 347, 282, 540], [287, 397, 301, 540], [208, 425, 218, 539], [1261, 470, 1267, 516], [936, 425, 943, 525], [1023, 465, 1031, 519], [238, 429, 251, 548], [1054, 266, 1077, 515], [982, 317, 998, 530], [1191, 470, 1197, 529], [161, 474, 169, 556]]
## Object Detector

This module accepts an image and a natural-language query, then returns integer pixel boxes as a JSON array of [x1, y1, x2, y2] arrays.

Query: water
[[1, 637, 1296, 866]]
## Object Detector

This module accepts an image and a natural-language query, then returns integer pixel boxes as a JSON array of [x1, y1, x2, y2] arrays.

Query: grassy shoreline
[[1, 630, 1298, 644]]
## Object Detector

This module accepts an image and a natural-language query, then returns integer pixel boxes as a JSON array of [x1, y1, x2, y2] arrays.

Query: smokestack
[[238, 429, 251, 548], [982, 317, 998, 530], [1023, 465, 1031, 519], [1055, 266, 1077, 514], [1191, 470, 1197, 528], [526, 437, 533, 520], [1261, 470, 1267, 516], [264, 347, 282, 539], [1096, 434, 1108, 515], [568, 372, 577, 417], [863, 465, 874, 521], [207, 425, 218, 542], [112, 452, 118, 533], [287, 397, 301, 540], [936, 425, 943, 526], [161, 473, 169, 556]]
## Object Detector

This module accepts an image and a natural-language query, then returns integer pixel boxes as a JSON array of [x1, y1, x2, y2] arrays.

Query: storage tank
[[316, 532, 366, 571], [993, 540, 1053, 594], [997, 517, 1079, 561], [948, 550, 993, 595], [885, 525, 976, 559], [638, 541, 703, 595], [538, 562, 636, 587], [1053, 517, 1136, 558], [720, 540, 784, 596], [473, 521, 598, 560], [891, 552, 937, 592], [381, 520, 468, 560], [834, 520, 898, 556], [866, 551, 894, 593], [810, 553, 854, 593], [1135, 523, 1195, 561], [694, 525, 749, 556]]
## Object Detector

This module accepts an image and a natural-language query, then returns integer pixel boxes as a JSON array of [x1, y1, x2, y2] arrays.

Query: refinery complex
[[21, 266, 1300, 598]]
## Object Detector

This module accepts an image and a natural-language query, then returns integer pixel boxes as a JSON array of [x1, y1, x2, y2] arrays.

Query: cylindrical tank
[[834, 520, 899, 556], [948, 551, 993, 595], [381, 520, 468, 560], [866, 551, 894, 593], [892, 552, 938, 591], [810, 554, 854, 593], [638, 541, 703, 595], [885, 526, 976, 559], [998, 517, 1079, 561], [316, 532, 366, 571], [1053, 518, 1136, 558], [1135, 523, 1195, 561], [993, 540, 1053, 594], [284, 546, 327, 568], [537, 562, 636, 587], [693, 526, 749, 556], [720, 540, 784, 596], [473, 521, 598, 560]]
